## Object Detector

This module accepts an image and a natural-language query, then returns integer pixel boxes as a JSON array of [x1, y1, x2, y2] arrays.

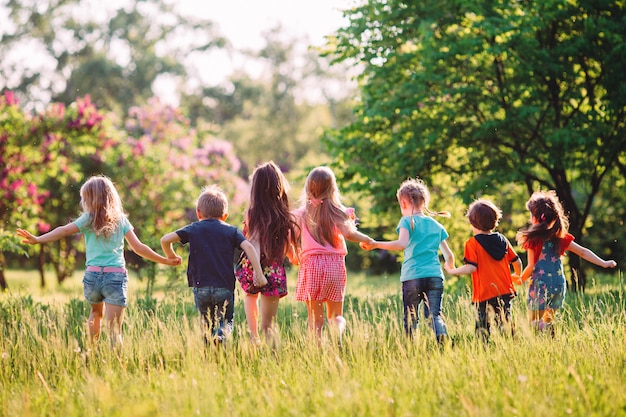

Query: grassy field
[[0, 267, 624, 417]]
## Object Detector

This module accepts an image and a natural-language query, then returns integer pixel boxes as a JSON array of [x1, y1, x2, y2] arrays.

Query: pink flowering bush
[[1, 93, 249, 291], [0, 92, 118, 286]]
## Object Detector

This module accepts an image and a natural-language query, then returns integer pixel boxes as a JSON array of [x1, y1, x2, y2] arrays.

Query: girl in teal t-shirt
[[361, 178, 455, 344], [17, 175, 180, 349]]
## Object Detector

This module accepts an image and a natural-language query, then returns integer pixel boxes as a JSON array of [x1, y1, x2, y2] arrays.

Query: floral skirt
[[235, 253, 288, 298]]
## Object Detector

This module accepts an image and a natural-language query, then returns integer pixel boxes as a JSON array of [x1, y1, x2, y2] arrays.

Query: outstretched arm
[[568, 242, 617, 269], [362, 227, 409, 252], [17, 223, 79, 244], [161, 232, 182, 259], [343, 228, 375, 246], [126, 230, 181, 266], [519, 247, 535, 283], [445, 263, 476, 276], [510, 257, 524, 284], [240, 240, 268, 287], [439, 240, 455, 272]]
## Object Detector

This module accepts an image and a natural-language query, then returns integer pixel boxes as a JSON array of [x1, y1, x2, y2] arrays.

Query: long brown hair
[[516, 190, 569, 249], [246, 161, 300, 265], [300, 166, 355, 247], [79, 175, 126, 238]]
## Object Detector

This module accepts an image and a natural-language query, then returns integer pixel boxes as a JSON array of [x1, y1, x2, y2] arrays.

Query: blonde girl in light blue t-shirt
[[361, 178, 455, 344], [17, 175, 181, 349]]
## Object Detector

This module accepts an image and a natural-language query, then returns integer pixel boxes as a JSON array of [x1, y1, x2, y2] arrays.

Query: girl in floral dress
[[516, 190, 616, 333], [236, 161, 300, 345]]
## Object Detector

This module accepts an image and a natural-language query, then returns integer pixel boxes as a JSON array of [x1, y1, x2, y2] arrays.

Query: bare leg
[[542, 308, 556, 323], [529, 309, 542, 325], [105, 303, 126, 350], [244, 293, 260, 342], [259, 295, 280, 345], [325, 300, 346, 344], [306, 300, 326, 339], [88, 302, 104, 345]]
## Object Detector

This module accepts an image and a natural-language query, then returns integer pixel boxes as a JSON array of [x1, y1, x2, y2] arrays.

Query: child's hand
[[253, 272, 268, 288], [511, 274, 522, 285], [165, 255, 182, 266], [443, 263, 454, 274], [360, 240, 376, 251], [604, 260, 617, 268], [16, 229, 38, 244]]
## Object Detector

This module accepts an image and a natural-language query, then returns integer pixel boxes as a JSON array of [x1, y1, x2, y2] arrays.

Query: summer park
[[1, 1, 625, 416]]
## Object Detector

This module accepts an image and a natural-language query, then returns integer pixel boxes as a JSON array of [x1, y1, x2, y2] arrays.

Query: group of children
[[16, 165, 617, 350]]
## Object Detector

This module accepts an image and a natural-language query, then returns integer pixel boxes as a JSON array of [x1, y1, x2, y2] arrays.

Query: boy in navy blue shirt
[[161, 185, 266, 344]]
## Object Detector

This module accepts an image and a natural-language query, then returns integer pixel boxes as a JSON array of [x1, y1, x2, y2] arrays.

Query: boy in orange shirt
[[445, 199, 523, 341]]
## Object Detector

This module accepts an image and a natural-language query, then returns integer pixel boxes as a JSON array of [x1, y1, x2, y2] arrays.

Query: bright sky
[[159, 0, 354, 103], [0, 0, 355, 107], [178, 0, 351, 50]]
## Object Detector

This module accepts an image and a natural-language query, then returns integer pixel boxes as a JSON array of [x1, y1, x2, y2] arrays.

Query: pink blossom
[[1, 91, 18, 106], [37, 220, 51, 233], [26, 183, 37, 197], [9, 179, 23, 191]]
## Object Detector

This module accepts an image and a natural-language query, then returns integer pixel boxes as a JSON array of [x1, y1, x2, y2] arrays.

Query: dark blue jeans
[[402, 277, 448, 338], [475, 293, 514, 340], [192, 287, 234, 341]]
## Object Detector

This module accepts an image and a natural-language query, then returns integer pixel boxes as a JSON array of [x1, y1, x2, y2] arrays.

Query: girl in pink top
[[294, 166, 374, 341]]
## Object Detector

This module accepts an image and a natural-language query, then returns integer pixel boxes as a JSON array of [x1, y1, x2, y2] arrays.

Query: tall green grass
[[1, 269, 624, 417]]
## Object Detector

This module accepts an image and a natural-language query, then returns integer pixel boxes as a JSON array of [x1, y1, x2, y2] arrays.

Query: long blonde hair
[[79, 175, 127, 238], [300, 166, 355, 247], [397, 178, 450, 230]]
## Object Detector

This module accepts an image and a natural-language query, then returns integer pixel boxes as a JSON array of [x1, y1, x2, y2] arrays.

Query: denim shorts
[[83, 271, 128, 307]]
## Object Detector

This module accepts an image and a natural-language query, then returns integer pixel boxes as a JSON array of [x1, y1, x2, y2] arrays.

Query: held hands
[[360, 239, 377, 251], [511, 273, 523, 285], [164, 255, 183, 266], [16, 229, 38, 244], [252, 271, 268, 288]]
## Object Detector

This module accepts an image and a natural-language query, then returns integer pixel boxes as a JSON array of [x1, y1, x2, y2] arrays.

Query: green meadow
[[1, 268, 624, 417]]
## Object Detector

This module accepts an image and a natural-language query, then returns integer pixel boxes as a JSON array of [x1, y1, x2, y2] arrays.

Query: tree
[[0, 0, 226, 114], [181, 25, 358, 177], [116, 97, 248, 300], [325, 0, 626, 288], [1, 92, 117, 288]]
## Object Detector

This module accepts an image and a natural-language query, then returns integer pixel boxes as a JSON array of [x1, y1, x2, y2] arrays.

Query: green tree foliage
[[1, 92, 118, 288], [0, 0, 226, 114], [325, 0, 626, 287], [1, 92, 247, 292], [181, 26, 358, 177], [112, 97, 248, 298]]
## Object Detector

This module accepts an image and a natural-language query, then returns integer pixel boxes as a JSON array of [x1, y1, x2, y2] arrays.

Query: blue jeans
[[475, 294, 514, 340], [192, 287, 234, 341], [83, 271, 128, 307], [402, 277, 448, 338]]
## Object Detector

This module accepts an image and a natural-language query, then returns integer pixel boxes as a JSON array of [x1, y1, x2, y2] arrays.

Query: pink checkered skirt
[[295, 253, 347, 302]]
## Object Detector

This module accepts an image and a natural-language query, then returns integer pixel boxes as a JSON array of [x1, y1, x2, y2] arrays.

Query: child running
[[516, 190, 617, 333], [236, 161, 300, 345], [161, 185, 266, 345], [16, 175, 181, 349], [294, 166, 374, 342], [361, 178, 454, 344], [445, 199, 522, 341]]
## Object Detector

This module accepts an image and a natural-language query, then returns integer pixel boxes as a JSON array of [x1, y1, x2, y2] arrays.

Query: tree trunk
[[567, 253, 584, 292], [38, 245, 46, 288], [0, 262, 9, 291]]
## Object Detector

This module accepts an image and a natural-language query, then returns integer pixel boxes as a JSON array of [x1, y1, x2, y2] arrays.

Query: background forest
[[1, 0, 624, 295]]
